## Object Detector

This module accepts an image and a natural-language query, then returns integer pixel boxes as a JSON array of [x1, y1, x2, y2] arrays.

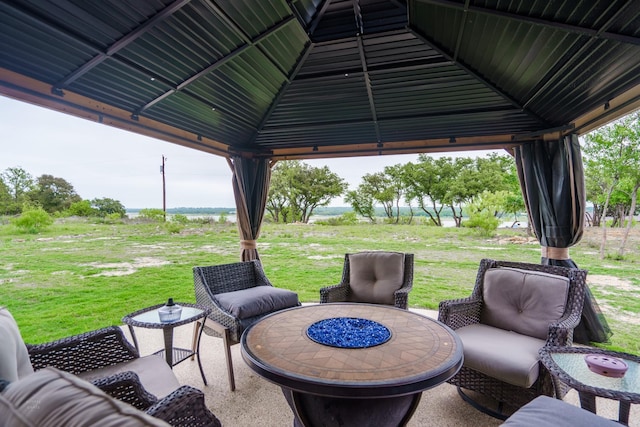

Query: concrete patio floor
[[122, 307, 639, 427]]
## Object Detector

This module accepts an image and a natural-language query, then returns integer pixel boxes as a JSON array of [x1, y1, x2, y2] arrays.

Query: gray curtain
[[514, 134, 611, 344], [228, 156, 272, 261]]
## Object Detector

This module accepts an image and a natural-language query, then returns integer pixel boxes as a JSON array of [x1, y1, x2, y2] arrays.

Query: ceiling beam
[[523, 1, 634, 109], [416, 0, 640, 46], [53, 0, 191, 91], [356, 36, 381, 142], [267, 133, 523, 160], [308, 0, 333, 36], [408, 26, 550, 127]]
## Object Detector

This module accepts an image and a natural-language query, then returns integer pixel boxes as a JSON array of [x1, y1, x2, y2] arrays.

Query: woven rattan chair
[[193, 260, 300, 391], [438, 258, 587, 420], [320, 252, 414, 309], [27, 326, 221, 427]]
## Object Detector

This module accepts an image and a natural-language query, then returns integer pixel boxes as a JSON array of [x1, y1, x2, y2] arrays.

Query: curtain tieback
[[541, 246, 569, 260], [240, 240, 257, 250]]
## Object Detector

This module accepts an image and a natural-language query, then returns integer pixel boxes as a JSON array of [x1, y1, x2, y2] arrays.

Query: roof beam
[[202, 0, 293, 78], [408, 26, 550, 127], [416, 0, 640, 46], [134, 15, 297, 122], [523, 1, 635, 109], [251, 42, 314, 143], [356, 35, 381, 142], [308, 0, 333, 36], [53, 0, 191, 91]]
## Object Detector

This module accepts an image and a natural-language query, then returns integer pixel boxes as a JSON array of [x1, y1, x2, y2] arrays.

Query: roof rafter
[[53, 0, 191, 91], [408, 26, 550, 127], [523, 1, 636, 108], [133, 15, 297, 122], [416, 0, 640, 46]]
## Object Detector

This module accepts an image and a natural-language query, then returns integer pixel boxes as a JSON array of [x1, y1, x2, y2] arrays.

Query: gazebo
[[3, 0, 640, 343]]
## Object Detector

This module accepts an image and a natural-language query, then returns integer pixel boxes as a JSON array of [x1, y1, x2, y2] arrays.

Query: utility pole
[[161, 155, 167, 222]]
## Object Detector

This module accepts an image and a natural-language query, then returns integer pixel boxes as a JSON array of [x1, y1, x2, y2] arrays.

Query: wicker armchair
[[320, 252, 414, 309], [27, 326, 220, 427], [438, 259, 587, 419], [193, 260, 300, 391]]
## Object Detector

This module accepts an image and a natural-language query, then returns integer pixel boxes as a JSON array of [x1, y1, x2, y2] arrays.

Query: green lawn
[[1, 217, 638, 354]]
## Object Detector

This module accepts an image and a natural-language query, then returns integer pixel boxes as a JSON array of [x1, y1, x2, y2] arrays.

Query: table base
[[282, 388, 421, 427]]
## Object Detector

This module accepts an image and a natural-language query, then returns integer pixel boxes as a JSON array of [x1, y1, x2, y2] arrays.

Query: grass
[[1, 217, 639, 354]]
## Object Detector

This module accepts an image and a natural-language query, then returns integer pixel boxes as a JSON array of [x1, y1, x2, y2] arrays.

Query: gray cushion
[[0, 307, 34, 382], [78, 354, 180, 399], [348, 252, 405, 305], [456, 323, 546, 388], [0, 367, 169, 426], [213, 286, 299, 319], [501, 395, 620, 427], [481, 267, 570, 340]]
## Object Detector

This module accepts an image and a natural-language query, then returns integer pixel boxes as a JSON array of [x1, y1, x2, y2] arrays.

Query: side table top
[[241, 303, 463, 398], [540, 346, 640, 403], [122, 302, 209, 329]]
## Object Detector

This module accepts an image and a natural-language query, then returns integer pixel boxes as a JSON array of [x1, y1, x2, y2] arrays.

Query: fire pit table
[[241, 303, 463, 427]]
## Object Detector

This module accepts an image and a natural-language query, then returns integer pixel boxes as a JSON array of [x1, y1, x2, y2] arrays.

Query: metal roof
[[1, 0, 640, 160]]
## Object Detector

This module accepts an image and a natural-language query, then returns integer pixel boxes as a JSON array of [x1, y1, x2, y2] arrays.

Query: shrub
[[67, 200, 96, 217], [11, 206, 54, 233], [138, 208, 166, 222], [165, 222, 183, 234], [171, 214, 189, 224]]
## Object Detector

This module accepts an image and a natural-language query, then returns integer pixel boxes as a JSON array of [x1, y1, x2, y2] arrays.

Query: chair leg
[[190, 320, 201, 361], [222, 327, 235, 392]]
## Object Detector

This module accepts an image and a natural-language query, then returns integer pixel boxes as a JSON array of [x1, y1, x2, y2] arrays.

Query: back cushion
[[0, 367, 169, 426], [348, 252, 405, 305], [481, 267, 570, 340], [0, 307, 34, 382]]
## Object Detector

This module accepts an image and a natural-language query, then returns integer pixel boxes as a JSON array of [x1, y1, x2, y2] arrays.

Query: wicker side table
[[122, 302, 210, 385], [539, 346, 640, 425]]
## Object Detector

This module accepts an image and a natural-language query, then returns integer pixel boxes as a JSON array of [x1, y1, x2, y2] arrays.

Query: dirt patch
[[588, 275, 637, 292], [82, 257, 171, 277]]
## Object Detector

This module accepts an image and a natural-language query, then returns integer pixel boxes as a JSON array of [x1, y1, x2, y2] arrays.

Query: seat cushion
[[348, 252, 405, 305], [456, 323, 546, 388], [501, 395, 620, 426], [213, 286, 299, 319], [0, 307, 34, 382], [78, 354, 180, 399], [0, 367, 169, 426], [481, 267, 570, 340]]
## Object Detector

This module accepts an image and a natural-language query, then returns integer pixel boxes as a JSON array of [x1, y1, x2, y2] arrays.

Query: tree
[[29, 174, 81, 213], [404, 156, 458, 226], [1, 167, 34, 212], [91, 198, 126, 218], [0, 177, 13, 215], [267, 161, 347, 223], [583, 112, 640, 258], [345, 188, 376, 222]]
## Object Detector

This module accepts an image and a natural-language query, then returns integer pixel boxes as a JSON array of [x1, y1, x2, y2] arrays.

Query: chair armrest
[[27, 326, 139, 374], [91, 371, 158, 411], [393, 287, 411, 310], [319, 283, 350, 303], [146, 385, 222, 427], [546, 309, 583, 346], [438, 297, 482, 329]]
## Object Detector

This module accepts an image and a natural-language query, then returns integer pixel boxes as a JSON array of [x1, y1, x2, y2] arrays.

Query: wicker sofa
[[0, 307, 220, 427]]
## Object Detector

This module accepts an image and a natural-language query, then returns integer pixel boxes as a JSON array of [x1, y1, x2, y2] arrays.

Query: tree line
[[267, 153, 524, 233], [0, 167, 125, 218]]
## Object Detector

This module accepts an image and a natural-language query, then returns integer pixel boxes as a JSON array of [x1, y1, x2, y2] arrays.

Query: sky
[[0, 95, 501, 209]]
